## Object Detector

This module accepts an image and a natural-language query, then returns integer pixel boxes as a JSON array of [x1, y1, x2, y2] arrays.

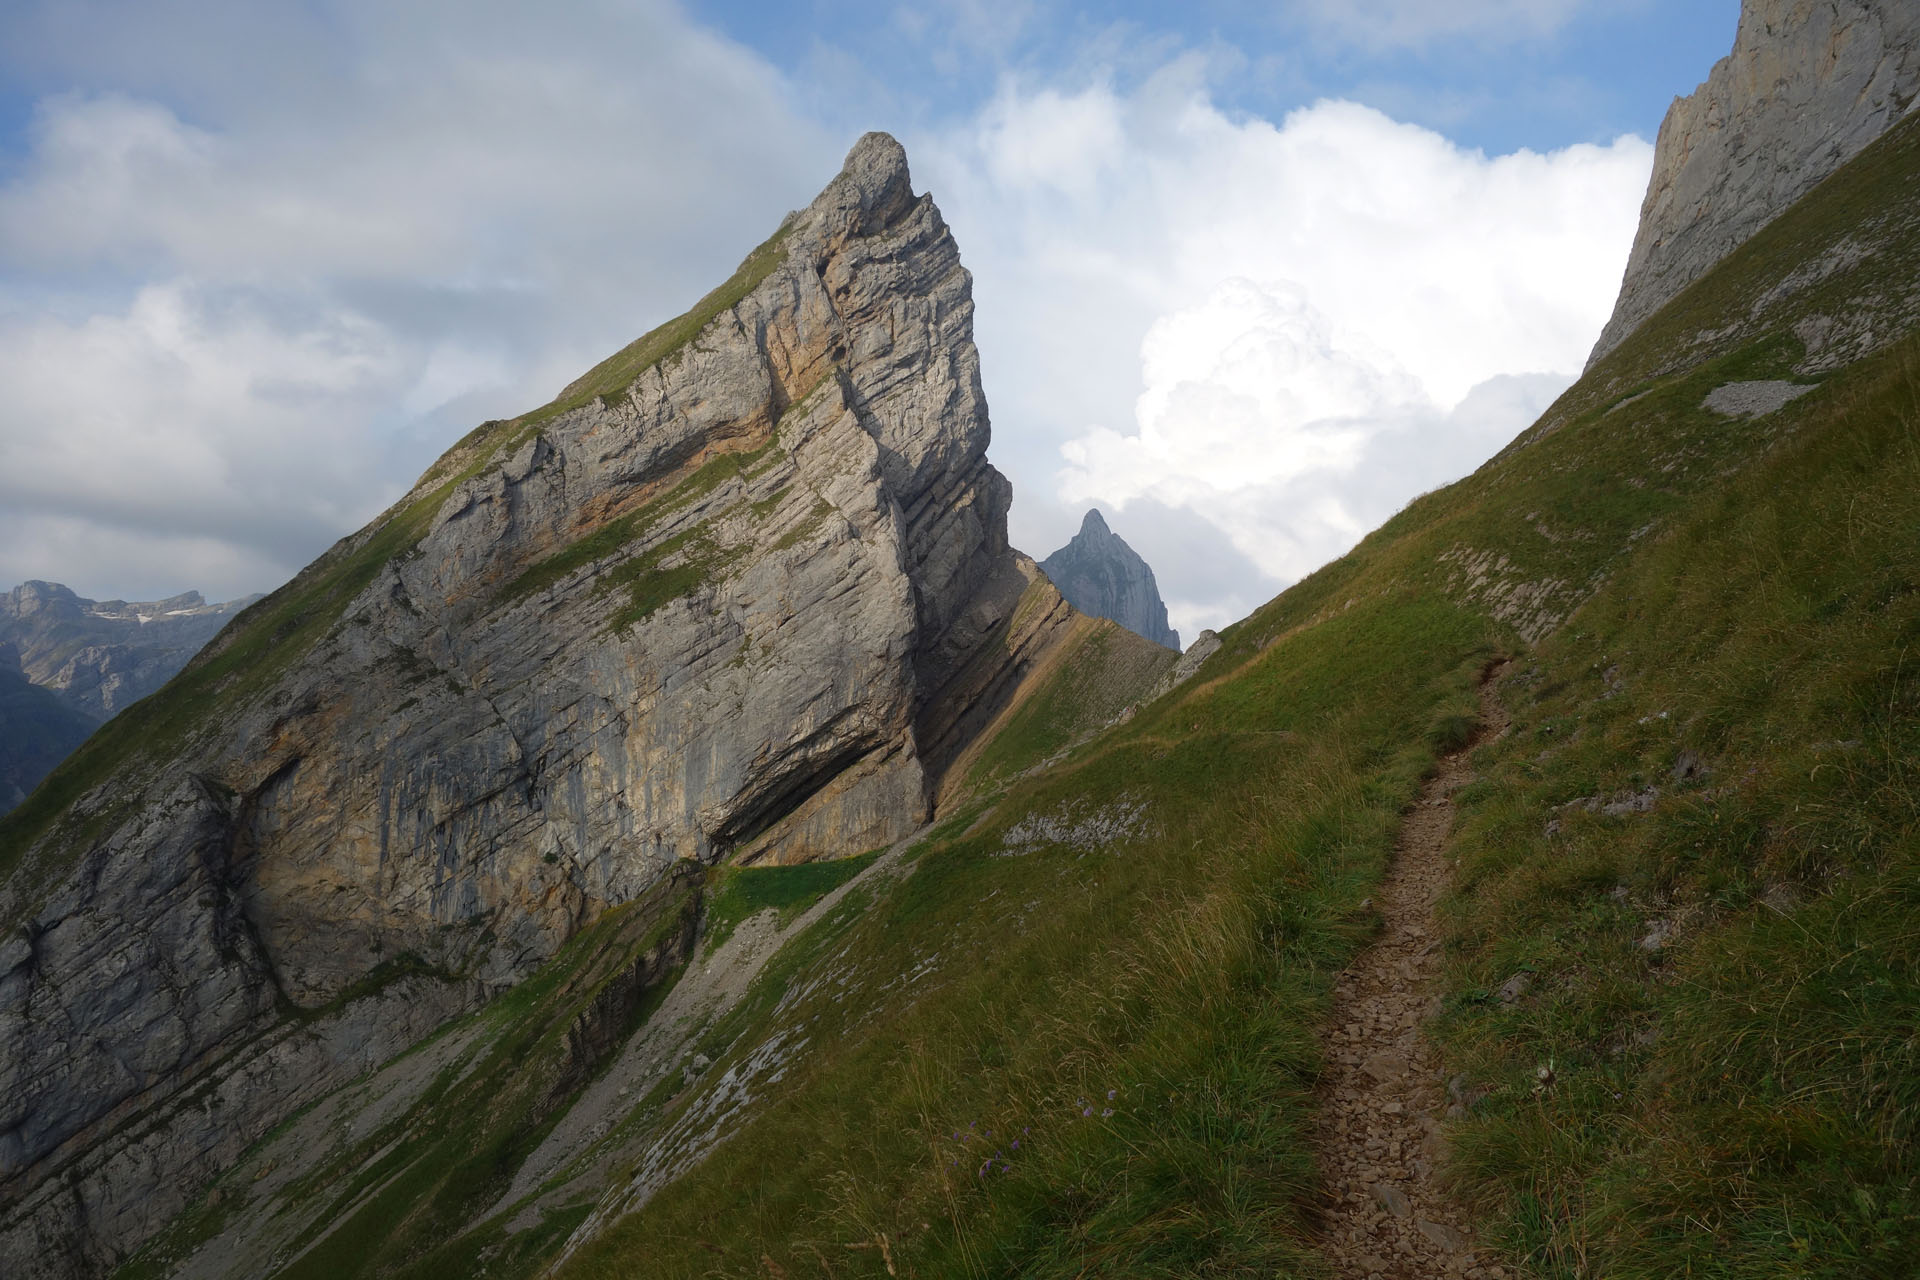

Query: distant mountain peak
[[1041, 509, 1180, 651]]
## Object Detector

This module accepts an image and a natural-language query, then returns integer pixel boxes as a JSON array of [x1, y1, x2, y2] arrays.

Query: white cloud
[[916, 78, 1652, 632], [0, 0, 837, 600], [0, 6, 1652, 636]]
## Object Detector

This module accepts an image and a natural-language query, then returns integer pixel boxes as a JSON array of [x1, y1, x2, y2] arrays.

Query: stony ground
[[1317, 663, 1511, 1280]]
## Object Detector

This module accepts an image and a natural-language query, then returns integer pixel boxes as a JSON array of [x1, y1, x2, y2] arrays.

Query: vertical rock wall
[[1589, 0, 1920, 365]]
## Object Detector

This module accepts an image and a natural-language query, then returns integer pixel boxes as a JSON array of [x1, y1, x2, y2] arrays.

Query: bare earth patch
[[1317, 663, 1511, 1279]]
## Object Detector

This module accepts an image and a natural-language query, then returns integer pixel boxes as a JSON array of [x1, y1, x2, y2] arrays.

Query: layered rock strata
[[0, 132, 1052, 1276], [1039, 509, 1179, 650], [1589, 0, 1920, 365]]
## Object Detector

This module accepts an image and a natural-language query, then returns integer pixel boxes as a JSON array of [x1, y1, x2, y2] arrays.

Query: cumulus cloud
[[0, 0, 837, 600], [0, 4, 1652, 636], [916, 75, 1651, 632]]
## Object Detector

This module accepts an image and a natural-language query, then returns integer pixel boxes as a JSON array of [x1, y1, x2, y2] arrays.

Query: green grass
[[114, 873, 701, 1280], [538, 110, 1920, 1280], [963, 620, 1180, 791], [60, 84, 1920, 1280], [701, 849, 884, 955], [548, 590, 1493, 1278], [1433, 334, 1920, 1279]]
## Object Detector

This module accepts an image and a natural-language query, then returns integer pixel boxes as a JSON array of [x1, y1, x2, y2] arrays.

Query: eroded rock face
[[0, 132, 1042, 1275], [1039, 510, 1179, 651], [1589, 0, 1920, 365]]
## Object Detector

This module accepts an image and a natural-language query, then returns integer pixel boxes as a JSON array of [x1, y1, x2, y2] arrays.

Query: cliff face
[[1040, 509, 1179, 651], [0, 582, 257, 723], [1589, 0, 1920, 365], [0, 133, 1065, 1276]]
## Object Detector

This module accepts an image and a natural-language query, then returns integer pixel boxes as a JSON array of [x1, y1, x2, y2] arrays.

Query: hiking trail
[[1318, 661, 1512, 1279]]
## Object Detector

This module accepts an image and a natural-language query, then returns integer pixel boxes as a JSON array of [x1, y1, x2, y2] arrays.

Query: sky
[[0, 0, 1741, 639]]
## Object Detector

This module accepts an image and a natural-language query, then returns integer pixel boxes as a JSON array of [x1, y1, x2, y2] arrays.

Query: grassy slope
[[542, 113, 1920, 1279], [91, 108, 1920, 1280]]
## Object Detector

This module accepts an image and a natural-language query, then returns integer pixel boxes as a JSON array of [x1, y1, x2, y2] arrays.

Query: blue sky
[[0, 0, 1742, 634], [703, 0, 1737, 153]]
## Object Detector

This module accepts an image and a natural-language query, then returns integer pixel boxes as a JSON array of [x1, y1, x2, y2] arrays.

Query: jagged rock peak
[[0, 132, 1069, 1277], [1040, 508, 1180, 651], [1588, 0, 1920, 366]]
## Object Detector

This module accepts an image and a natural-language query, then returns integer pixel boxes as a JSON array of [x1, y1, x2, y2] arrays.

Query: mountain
[[0, 132, 1175, 1277], [7, 6, 1920, 1276], [1589, 0, 1920, 364], [1, 582, 259, 723], [1040, 509, 1180, 650], [0, 651, 95, 813]]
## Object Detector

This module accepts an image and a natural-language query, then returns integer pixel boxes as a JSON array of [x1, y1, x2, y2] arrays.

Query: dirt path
[[1317, 662, 1511, 1280]]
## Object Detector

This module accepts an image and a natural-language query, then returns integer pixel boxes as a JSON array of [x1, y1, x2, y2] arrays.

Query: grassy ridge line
[[950, 611, 1179, 797], [1436, 335, 1920, 1277], [0, 217, 803, 897], [543, 104, 1920, 1280]]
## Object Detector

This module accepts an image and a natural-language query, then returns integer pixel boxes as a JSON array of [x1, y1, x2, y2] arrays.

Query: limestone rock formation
[[1039, 509, 1179, 650], [0, 132, 1077, 1276], [1588, 0, 1920, 365], [1, 582, 258, 723]]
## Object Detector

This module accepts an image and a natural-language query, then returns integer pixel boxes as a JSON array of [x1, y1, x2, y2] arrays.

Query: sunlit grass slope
[[546, 115, 1920, 1278], [95, 109, 1920, 1280]]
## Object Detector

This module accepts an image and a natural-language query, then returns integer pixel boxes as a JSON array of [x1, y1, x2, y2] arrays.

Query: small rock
[[1672, 749, 1704, 781], [1603, 787, 1659, 816], [1363, 1052, 1406, 1083], [690, 1052, 712, 1070], [1497, 972, 1533, 1004], [1639, 919, 1672, 952], [1371, 1183, 1413, 1218], [1419, 1218, 1469, 1250]]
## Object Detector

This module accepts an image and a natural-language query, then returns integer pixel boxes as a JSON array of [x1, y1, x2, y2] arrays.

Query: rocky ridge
[[1589, 0, 1920, 365], [1039, 508, 1179, 650], [0, 133, 1096, 1277]]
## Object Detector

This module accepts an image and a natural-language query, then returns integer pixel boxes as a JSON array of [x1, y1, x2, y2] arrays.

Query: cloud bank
[[916, 74, 1651, 636], [0, 4, 1655, 641]]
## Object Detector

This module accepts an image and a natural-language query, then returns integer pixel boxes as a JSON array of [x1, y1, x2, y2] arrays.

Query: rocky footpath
[[1, 582, 258, 723], [0, 133, 1078, 1276], [1039, 509, 1179, 650], [1589, 0, 1920, 365]]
